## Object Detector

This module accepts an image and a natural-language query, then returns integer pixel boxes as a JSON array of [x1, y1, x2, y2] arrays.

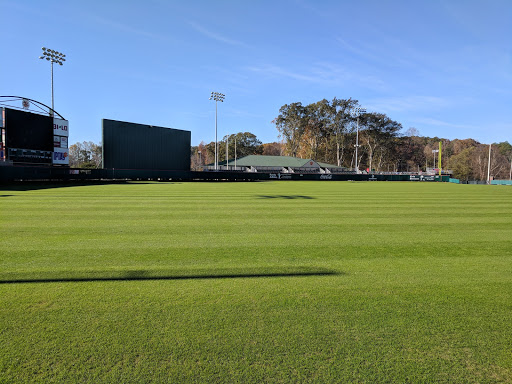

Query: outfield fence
[[491, 180, 512, 185], [0, 165, 452, 183]]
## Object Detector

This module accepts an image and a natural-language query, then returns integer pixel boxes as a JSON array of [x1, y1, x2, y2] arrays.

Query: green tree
[[219, 132, 263, 162], [273, 102, 307, 157], [447, 147, 474, 180], [359, 112, 402, 171]]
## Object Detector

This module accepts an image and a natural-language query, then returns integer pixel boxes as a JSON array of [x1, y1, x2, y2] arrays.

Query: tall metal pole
[[355, 117, 360, 173], [51, 60, 54, 114], [234, 136, 237, 168], [432, 149, 439, 173], [226, 134, 229, 170], [209, 92, 225, 171], [39, 47, 65, 117], [353, 107, 365, 173], [215, 100, 218, 170]]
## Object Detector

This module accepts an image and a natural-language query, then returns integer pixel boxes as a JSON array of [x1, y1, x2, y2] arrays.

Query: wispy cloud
[[188, 21, 247, 47], [91, 16, 168, 40], [367, 96, 450, 113], [247, 62, 386, 91], [413, 117, 480, 130], [247, 64, 319, 82]]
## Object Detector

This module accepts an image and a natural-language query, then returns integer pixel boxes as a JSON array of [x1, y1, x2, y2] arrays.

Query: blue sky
[[2, 0, 511, 146]]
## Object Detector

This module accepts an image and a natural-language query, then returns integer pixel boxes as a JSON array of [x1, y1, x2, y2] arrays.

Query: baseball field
[[1, 181, 511, 382]]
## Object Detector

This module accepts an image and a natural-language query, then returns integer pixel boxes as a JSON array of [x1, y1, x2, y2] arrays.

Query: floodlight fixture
[[354, 107, 366, 116]]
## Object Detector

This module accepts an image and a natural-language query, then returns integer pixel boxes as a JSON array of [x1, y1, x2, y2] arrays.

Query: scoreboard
[[0, 108, 69, 165]]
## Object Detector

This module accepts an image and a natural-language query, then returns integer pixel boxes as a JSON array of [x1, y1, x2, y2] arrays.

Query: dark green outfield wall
[[0, 166, 450, 183], [102, 119, 191, 171]]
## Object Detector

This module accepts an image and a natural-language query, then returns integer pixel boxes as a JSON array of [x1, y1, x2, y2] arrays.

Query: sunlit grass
[[1, 181, 511, 382]]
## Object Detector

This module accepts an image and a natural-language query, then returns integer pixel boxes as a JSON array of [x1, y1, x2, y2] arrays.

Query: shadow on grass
[[0, 267, 341, 284], [0, 180, 158, 192], [256, 195, 315, 199]]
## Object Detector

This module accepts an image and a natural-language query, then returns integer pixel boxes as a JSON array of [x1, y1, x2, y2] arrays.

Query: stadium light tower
[[39, 47, 66, 116], [209, 91, 225, 170], [353, 107, 366, 173], [432, 149, 439, 170]]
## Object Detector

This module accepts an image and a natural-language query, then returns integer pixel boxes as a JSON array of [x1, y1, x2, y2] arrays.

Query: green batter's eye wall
[[102, 119, 191, 171]]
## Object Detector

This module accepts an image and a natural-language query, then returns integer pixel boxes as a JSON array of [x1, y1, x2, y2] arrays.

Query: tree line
[[272, 97, 511, 180]]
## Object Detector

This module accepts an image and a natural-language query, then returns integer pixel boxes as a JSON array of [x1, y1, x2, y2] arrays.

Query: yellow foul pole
[[438, 142, 442, 177]]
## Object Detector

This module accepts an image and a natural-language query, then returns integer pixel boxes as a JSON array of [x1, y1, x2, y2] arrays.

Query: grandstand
[[205, 155, 350, 174]]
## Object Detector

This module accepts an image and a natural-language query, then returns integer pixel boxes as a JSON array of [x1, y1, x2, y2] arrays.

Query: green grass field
[[1, 181, 512, 383]]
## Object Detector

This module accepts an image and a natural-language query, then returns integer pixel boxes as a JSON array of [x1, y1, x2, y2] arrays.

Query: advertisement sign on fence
[[53, 147, 69, 165]]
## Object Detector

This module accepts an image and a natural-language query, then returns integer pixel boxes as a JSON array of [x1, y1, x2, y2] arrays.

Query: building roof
[[226, 155, 343, 169]]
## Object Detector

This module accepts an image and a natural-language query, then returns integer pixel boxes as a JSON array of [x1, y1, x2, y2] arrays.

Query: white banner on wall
[[53, 136, 68, 148], [53, 147, 69, 165], [53, 118, 69, 137]]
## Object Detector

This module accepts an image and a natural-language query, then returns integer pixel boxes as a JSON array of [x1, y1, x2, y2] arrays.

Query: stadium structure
[[0, 96, 450, 183], [208, 155, 349, 174]]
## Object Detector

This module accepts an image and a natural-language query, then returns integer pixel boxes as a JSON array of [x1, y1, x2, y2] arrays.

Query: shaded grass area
[[0, 265, 339, 284], [1, 181, 512, 383]]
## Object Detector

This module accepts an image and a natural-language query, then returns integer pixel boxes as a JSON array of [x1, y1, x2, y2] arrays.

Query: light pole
[[226, 134, 229, 170], [509, 156, 512, 181], [227, 133, 237, 169], [39, 47, 66, 116], [209, 91, 225, 170], [353, 107, 366, 173], [432, 149, 439, 171], [225, 133, 236, 170]]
